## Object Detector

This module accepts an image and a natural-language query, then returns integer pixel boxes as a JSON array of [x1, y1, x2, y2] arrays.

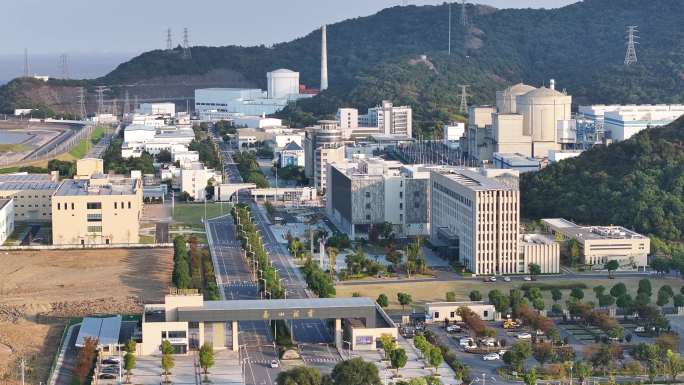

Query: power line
[[624, 25, 638, 65]]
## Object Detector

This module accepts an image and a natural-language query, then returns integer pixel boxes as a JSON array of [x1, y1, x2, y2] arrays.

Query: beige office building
[[430, 169, 520, 275], [0, 173, 60, 221], [520, 233, 560, 274], [304, 120, 345, 192], [542, 218, 649, 269], [52, 174, 143, 245]]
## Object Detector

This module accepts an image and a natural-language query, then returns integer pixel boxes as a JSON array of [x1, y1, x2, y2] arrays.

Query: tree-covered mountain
[[1, 0, 683, 136], [521, 116, 684, 254]]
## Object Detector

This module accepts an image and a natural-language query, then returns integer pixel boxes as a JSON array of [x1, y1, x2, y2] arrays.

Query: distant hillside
[[521, 116, 684, 250], [1, 0, 683, 135]]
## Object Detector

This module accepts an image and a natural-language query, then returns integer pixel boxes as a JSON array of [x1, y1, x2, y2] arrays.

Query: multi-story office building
[[326, 157, 430, 238], [430, 169, 520, 275], [0, 199, 15, 244], [180, 162, 222, 201], [359, 101, 412, 138], [542, 218, 649, 269], [138, 103, 175, 116], [304, 120, 345, 192], [52, 174, 143, 245], [0, 173, 60, 221]]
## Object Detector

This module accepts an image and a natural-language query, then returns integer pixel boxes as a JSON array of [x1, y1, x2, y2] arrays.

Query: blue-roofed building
[[278, 141, 305, 168]]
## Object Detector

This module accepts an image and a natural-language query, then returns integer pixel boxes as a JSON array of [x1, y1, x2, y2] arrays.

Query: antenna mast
[[23, 48, 29, 78], [624, 25, 638, 65], [60, 53, 69, 79], [166, 28, 173, 50], [458, 84, 470, 114], [182, 28, 192, 59]]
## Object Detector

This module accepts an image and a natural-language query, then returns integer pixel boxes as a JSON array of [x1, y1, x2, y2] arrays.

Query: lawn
[[172, 202, 230, 228], [0, 144, 28, 152], [68, 126, 105, 158], [335, 277, 684, 311]]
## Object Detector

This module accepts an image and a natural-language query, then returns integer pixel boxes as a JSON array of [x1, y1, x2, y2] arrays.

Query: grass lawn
[[172, 202, 229, 228], [0, 144, 28, 152], [335, 276, 684, 311], [69, 126, 105, 158]]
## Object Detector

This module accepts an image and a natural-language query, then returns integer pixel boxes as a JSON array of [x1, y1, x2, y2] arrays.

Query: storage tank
[[496, 83, 536, 113], [267, 69, 300, 99], [516, 86, 572, 142]]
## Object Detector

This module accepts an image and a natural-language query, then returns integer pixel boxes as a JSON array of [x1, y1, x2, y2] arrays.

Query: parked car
[[634, 326, 646, 333], [489, 276, 497, 282], [459, 337, 475, 347], [446, 325, 462, 333], [102, 358, 120, 365], [503, 276, 511, 282], [483, 353, 500, 361], [516, 332, 532, 340], [270, 360, 280, 368], [480, 337, 496, 347], [523, 276, 532, 281], [98, 374, 117, 380], [499, 349, 508, 356]]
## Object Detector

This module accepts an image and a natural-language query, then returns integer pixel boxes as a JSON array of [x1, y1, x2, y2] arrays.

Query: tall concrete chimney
[[320, 25, 328, 91]]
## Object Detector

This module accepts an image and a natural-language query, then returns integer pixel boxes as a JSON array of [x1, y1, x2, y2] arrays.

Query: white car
[[270, 360, 279, 368], [483, 353, 500, 361], [523, 276, 532, 281], [481, 338, 496, 347], [459, 337, 474, 347], [503, 276, 511, 282], [489, 276, 497, 282], [446, 325, 462, 333], [516, 332, 532, 340], [634, 326, 645, 333]]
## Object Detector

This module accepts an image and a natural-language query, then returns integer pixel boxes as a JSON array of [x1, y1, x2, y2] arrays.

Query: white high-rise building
[[336, 108, 358, 139], [358, 101, 412, 137]]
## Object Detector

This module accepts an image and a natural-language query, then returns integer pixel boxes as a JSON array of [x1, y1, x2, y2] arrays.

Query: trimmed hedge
[[520, 282, 587, 291]]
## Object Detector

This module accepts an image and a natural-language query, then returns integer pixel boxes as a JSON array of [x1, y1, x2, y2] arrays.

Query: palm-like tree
[[327, 246, 339, 278]]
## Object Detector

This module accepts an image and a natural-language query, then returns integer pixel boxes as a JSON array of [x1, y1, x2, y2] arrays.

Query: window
[[483, 310, 489, 318], [414, 202, 420, 208], [86, 202, 101, 209], [365, 191, 370, 198], [114, 202, 118, 209], [167, 331, 186, 339], [161, 331, 168, 338], [128, 202, 131, 209], [57, 203, 61, 210], [450, 312, 455, 318], [87, 213, 102, 222], [365, 214, 371, 220], [434, 312, 440, 319], [365, 203, 371, 209], [87, 226, 102, 233], [399, 203, 403, 210], [71, 203, 74, 210]]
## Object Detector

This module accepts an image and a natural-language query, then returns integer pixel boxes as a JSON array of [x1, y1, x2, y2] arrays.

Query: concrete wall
[[405, 178, 429, 224], [350, 177, 384, 224]]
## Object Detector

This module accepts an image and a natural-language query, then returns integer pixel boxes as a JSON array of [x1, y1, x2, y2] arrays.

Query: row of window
[[16, 204, 49, 208], [433, 182, 473, 208], [56, 201, 132, 210]]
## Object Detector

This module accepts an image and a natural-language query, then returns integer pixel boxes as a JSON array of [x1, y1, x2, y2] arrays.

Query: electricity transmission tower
[[95, 86, 106, 115], [60, 53, 69, 79], [181, 28, 192, 59], [23, 48, 29, 77], [624, 25, 638, 65], [166, 28, 173, 50], [458, 84, 470, 114], [460, 0, 468, 27], [123, 90, 131, 117], [77, 87, 87, 119]]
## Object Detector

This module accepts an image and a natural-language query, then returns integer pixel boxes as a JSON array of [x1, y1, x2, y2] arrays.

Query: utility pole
[[624, 25, 638, 65], [166, 28, 173, 50], [458, 84, 470, 114], [60, 53, 69, 79]]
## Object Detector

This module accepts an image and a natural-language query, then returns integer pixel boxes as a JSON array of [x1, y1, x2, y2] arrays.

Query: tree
[[605, 260, 619, 278], [658, 291, 671, 307], [533, 342, 553, 368], [124, 352, 136, 384], [593, 285, 606, 298], [599, 294, 615, 308], [532, 298, 545, 311], [638, 279, 652, 297], [666, 349, 684, 383], [489, 289, 510, 314], [673, 294, 684, 307], [510, 342, 533, 373], [528, 263, 541, 278], [469, 290, 482, 301], [574, 361, 592, 385], [551, 288, 562, 303], [161, 353, 174, 383], [379, 334, 396, 360], [277, 366, 322, 385], [199, 343, 215, 379], [568, 239, 581, 267], [161, 340, 174, 355], [327, 246, 339, 277], [610, 283, 627, 298], [377, 294, 389, 308], [570, 287, 584, 300], [385, 249, 402, 269], [73, 338, 98, 385], [446, 291, 456, 302], [390, 348, 408, 375], [330, 357, 382, 385], [427, 346, 442, 370], [523, 368, 537, 385], [660, 285, 674, 298], [616, 294, 633, 315], [397, 292, 412, 311]]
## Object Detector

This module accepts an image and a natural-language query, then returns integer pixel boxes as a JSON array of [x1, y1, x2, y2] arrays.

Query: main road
[[206, 133, 341, 385]]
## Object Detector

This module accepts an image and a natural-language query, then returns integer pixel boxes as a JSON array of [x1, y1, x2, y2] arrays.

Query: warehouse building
[[0, 173, 60, 221]]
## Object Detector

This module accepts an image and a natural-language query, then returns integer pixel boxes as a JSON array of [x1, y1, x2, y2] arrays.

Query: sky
[[1, 0, 578, 55]]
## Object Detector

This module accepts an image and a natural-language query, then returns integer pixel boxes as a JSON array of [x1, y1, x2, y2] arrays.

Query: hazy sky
[[1, 0, 577, 55]]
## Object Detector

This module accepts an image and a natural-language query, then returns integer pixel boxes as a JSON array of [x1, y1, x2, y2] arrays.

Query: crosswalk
[[224, 281, 257, 287], [244, 357, 341, 365]]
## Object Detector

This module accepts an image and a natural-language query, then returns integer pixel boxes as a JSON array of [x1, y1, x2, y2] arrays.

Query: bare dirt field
[[0, 248, 173, 384]]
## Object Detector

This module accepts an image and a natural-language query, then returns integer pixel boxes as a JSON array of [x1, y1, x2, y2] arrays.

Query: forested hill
[[1, 0, 683, 136], [520, 116, 684, 252]]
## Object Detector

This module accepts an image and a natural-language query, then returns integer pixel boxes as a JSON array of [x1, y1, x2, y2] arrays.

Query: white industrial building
[[180, 162, 223, 201], [232, 115, 282, 129], [122, 124, 195, 158], [425, 301, 497, 323], [578, 104, 684, 142], [172, 150, 200, 166], [548, 149, 583, 163], [138, 103, 176, 116], [0, 199, 15, 245], [443, 122, 465, 146]]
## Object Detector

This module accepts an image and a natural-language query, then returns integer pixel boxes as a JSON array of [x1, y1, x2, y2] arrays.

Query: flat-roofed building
[[52, 175, 143, 245], [425, 301, 497, 323], [430, 169, 520, 275], [541, 218, 649, 269], [0, 199, 15, 244], [520, 233, 560, 274], [180, 162, 222, 201], [0, 173, 60, 221]]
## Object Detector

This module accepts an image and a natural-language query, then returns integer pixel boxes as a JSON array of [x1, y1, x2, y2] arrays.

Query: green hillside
[[520, 116, 684, 254], [1, 0, 683, 137]]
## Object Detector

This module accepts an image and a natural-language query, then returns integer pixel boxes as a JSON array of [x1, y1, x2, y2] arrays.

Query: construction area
[[0, 248, 172, 385]]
